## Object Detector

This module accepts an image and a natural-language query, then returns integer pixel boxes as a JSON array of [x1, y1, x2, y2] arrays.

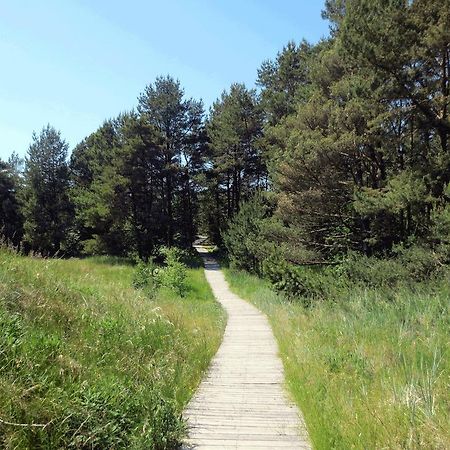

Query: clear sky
[[0, 0, 330, 159]]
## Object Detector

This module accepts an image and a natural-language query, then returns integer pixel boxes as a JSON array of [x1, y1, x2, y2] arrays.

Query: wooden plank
[[182, 247, 311, 449]]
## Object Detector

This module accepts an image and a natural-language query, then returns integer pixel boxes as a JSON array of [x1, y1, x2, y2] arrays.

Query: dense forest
[[1, 0, 449, 278]]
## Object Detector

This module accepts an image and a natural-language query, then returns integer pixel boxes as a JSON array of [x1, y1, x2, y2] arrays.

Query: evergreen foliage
[[1, 0, 448, 286], [1, 2, 450, 447], [222, 0, 449, 285], [0, 156, 23, 247], [138, 76, 206, 247], [22, 125, 72, 256], [204, 83, 267, 241]]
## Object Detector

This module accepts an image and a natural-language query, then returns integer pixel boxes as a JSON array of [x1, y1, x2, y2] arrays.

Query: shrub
[[341, 246, 446, 288], [81, 235, 109, 256], [222, 194, 275, 274], [133, 248, 189, 297], [159, 247, 188, 297], [340, 252, 406, 287], [262, 254, 347, 304], [178, 248, 203, 268], [132, 258, 161, 296], [258, 245, 448, 302], [394, 245, 445, 281]]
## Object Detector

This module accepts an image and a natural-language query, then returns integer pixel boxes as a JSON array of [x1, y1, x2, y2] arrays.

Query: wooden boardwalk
[[182, 248, 310, 449]]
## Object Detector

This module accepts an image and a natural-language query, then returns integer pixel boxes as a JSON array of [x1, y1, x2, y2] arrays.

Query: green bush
[[132, 258, 161, 296], [222, 194, 275, 274], [262, 254, 347, 304], [178, 248, 203, 269], [258, 245, 448, 302], [81, 235, 109, 256], [159, 247, 188, 297], [394, 245, 445, 281], [133, 248, 188, 297], [340, 252, 406, 287], [341, 246, 446, 288]]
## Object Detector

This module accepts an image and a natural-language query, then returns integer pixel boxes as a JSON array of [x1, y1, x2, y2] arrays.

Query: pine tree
[[138, 75, 205, 246], [259, 0, 450, 257], [70, 117, 134, 255], [257, 40, 315, 124], [121, 112, 166, 257], [0, 156, 23, 247], [206, 83, 266, 241], [23, 125, 72, 255]]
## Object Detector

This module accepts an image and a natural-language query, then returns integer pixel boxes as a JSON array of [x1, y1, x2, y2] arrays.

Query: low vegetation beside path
[[224, 265, 449, 450], [0, 249, 225, 449]]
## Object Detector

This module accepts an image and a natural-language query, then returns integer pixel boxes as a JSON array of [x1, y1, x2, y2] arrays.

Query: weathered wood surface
[[182, 247, 310, 449]]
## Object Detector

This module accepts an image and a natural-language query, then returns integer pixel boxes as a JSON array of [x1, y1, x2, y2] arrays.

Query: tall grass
[[224, 268, 449, 449], [0, 248, 225, 449]]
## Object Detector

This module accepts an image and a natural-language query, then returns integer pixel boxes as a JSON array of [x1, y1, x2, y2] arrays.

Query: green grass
[[224, 267, 449, 449], [0, 249, 225, 449]]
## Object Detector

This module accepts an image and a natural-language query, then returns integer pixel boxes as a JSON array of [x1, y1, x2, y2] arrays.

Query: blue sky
[[0, 0, 330, 159]]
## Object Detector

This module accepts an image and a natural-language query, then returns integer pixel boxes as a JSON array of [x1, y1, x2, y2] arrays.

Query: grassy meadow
[[224, 267, 449, 449], [0, 249, 225, 449]]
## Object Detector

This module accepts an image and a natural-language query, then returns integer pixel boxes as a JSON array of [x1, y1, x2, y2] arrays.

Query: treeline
[[225, 0, 450, 277], [0, 77, 266, 258], [1, 0, 449, 270]]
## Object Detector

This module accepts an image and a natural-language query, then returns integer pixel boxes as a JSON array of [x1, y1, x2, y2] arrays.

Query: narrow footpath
[[182, 247, 311, 449]]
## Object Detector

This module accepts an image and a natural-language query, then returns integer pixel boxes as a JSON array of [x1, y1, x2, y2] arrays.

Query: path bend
[[182, 247, 310, 450]]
